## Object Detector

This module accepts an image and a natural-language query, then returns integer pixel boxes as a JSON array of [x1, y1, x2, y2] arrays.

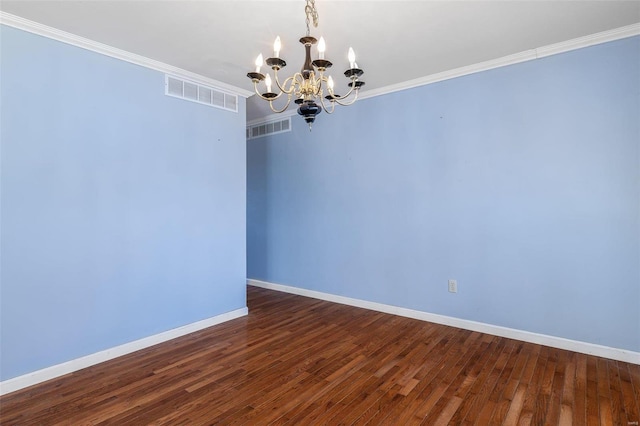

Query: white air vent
[[247, 117, 292, 140], [165, 75, 238, 113]]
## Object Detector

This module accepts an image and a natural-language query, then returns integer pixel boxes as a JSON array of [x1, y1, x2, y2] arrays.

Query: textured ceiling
[[2, 1, 639, 120]]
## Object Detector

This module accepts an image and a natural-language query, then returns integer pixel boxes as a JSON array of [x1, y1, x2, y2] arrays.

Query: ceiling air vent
[[165, 75, 238, 113], [247, 117, 291, 140]]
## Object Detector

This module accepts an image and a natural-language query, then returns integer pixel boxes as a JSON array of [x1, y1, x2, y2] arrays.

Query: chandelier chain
[[304, 0, 318, 36]]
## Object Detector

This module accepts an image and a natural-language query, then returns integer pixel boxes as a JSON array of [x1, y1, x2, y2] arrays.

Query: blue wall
[[0, 26, 247, 381], [248, 36, 640, 352]]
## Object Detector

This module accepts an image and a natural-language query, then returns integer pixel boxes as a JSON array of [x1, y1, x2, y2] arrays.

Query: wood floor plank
[[574, 352, 589, 425], [596, 357, 614, 426], [1, 286, 638, 425], [447, 337, 506, 424], [516, 345, 549, 425], [586, 354, 601, 425], [544, 349, 568, 425], [503, 383, 527, 425], [389, 330, 483, 424], [558, 352, 576, 426], [627, 363, 640, 420], [424, 335, 496, 425], [608, 360, 627, 426], [488, 344, 529, 425], [619, 362, 640, 425], [461, 339, 517, 425]]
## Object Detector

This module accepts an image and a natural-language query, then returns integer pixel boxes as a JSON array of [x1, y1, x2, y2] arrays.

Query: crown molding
[[535, 22, 640, 58], [4, 9, 635, 119], [247, 22, 640, 126], [358, 50, 536, 101], [0, 12, 253, 98], [359, 22, 640, 102]]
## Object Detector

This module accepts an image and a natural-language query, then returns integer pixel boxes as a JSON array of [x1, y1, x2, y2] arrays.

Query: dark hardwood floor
[[1, 286, 639, 425]]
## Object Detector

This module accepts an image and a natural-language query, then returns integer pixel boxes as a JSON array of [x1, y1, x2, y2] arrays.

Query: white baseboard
[[0, 307, 248, 396], [248, 279, 640, 365]]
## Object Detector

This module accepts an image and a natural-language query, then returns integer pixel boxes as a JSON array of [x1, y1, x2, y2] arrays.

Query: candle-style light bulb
[[265, 74, 272, 92], [327, 76, 334, 91], [255, 54, 263, 73], [273, 36, 281, 58], [318, 37, 326, 60], [348, 47, 356, 69]]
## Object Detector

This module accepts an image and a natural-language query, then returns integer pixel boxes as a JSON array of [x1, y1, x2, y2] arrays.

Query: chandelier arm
[[330, 89, 360, 107], [252, 82, 285, 101], [338, 80, 357, 99], [268, 95, 293, 113], [273, 70, 297, 95], [318, 90, 336, 114], [324, 78, 360, 106], [315, 76, 324, 97], [292, 73, 308, 99], [315, 76, 335, 114]]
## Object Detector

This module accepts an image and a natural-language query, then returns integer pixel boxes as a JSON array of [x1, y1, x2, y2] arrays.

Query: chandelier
[[247, 0, 365, 129]]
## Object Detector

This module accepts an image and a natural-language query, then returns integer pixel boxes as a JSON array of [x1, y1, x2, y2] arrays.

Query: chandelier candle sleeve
[[255, 54, 263, 73], [348, 48, 356, 69], [318, 37, 326, 60], [265, 74, 272, 92], [274, 37, 281, 58]]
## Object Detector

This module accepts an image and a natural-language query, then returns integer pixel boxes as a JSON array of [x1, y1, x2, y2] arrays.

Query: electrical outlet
[[448, 279, 457, 293]]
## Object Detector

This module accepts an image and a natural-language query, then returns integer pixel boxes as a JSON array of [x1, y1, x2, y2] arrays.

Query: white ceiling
[[2, 0, 639, 120]]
